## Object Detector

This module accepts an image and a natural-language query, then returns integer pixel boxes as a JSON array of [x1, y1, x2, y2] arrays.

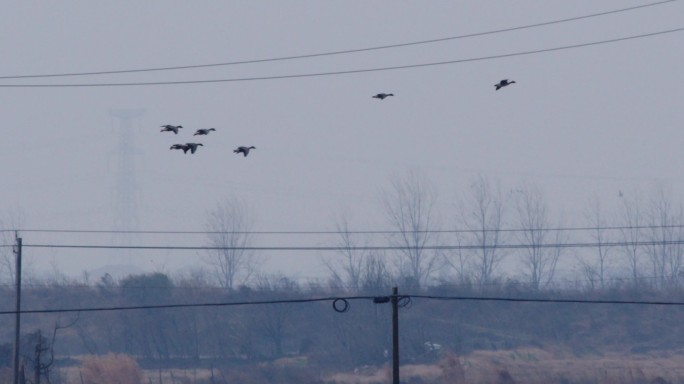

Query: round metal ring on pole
[[332, 298, 350, 313], [398, 296, 412, 308]]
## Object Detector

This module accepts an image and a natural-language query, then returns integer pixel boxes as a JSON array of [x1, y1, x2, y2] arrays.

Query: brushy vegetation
[[2, 349, 684, 383], [2, 272, 684, 383], [80, 353, 142, 384]]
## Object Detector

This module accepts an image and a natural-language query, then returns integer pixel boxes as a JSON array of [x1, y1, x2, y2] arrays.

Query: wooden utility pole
[[34, 330, 41, 384], [391, 286, 400, 384], [13, 236, 22, 384], [373, 287, 402, 384]]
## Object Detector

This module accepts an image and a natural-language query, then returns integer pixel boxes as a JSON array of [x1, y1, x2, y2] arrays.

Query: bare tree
[[205, 198, 262, 290], [323, 213, 368, 291], [382, 170, 442, 287], [253, 275, 299, 357], [443, 234, 471, 285], [456, 175, 507, 289], [23, 314, 80, 384], [618, 190, 644, 288], [0, 209, 24, 285], [579, 196, 612, 290], [514, 185, 564, 290], [0, 230, 16, 285], [360, 253, 393, 291], [644, 186, 684, 289]]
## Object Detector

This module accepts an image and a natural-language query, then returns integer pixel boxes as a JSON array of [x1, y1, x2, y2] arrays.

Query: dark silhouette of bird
[[184, 143, 203, 154], [494, 79, 515, 90], [170, 144, 188, 151], [161, 125, 183, 134], [372, 93, 394, 100], [234, 146, 255, 157], [194, 128, 216, 136]]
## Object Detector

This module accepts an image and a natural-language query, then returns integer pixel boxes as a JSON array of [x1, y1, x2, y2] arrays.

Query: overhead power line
[[1, 293, 682, 316], [0, 0, 674, 80], [410, 295, 684, 306], [6, 223, 684, 235], [0, 296, 373, 315], [20, 239, 684, 252], [1, 27, 682, 88]]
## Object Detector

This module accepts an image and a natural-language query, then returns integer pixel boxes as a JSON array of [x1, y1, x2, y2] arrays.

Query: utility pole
[[34, 330, 41, 384], [373, 287, 401, 384], [391, 286, 400, 384], [13, 236, 22, 384]]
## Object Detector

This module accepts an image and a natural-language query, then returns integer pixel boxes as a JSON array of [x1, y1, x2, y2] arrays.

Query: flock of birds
[[158, 79, 514, 157], [159, 125, 256, 157]]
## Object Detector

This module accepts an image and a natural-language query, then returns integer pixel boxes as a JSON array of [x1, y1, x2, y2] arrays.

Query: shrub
[[81, 353, 142, 384], [438, 353, 465, 384], [0, 367, 12, 384]]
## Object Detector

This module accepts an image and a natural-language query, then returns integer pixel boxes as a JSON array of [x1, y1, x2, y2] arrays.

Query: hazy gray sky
[[1, 1, 682, 279]]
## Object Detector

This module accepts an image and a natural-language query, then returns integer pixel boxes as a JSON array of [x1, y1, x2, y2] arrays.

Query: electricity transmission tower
[[109, 109, 145, 249]]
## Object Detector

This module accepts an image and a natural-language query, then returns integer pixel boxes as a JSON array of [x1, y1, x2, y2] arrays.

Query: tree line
[[1, 270, 684, 382], [3, 173, 684, 293], [2, 172, 684, 381]]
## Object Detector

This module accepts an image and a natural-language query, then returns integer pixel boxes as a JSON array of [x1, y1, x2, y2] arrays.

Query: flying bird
[[161, 125, 183, 134], [494, 79, 516, 90], [234, 146, 255, 157], [372, 93, 394, 100], [194, 128, 216, 136], [184, 143, 203, 154], [170, 144, 188, 151]]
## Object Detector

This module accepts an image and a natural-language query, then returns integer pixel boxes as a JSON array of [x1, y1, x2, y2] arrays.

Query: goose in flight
[[161, 125, 183, 134], [184, 143, 203, 154], [233, 146, 255, 157], [494, 79, 515, 90], [372, 93, 394, 100], [170, 144, 188, 151], [194, 128, 216, 136]]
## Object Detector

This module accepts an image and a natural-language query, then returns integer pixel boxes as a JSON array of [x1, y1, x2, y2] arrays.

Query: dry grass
[[51, 349, 684, 384], [323, 348, 684, 384], [459, 348, 684, 383], [80, 353, 142, 384], [64, 362, 216, 384], [325, 365, 390, 384], [0, 368, 11, 384], [439, 353, 466, 384], [326, 363, 444, 384], [141, 368, 215, 384]]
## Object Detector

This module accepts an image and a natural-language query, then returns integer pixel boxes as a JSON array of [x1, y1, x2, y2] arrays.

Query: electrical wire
[[18, 239, 684, 252], [1, 293, 682, 316], [409, 294, 684, 306], [1, 27, 681, 88], [0, 296, 375, 315], [5, 223, 684, 235], [0, 0, 674, 80]]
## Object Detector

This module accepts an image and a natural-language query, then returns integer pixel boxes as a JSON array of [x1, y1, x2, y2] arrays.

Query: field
[[325, 348, 684, 384], [8, 347, 682, 384]]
